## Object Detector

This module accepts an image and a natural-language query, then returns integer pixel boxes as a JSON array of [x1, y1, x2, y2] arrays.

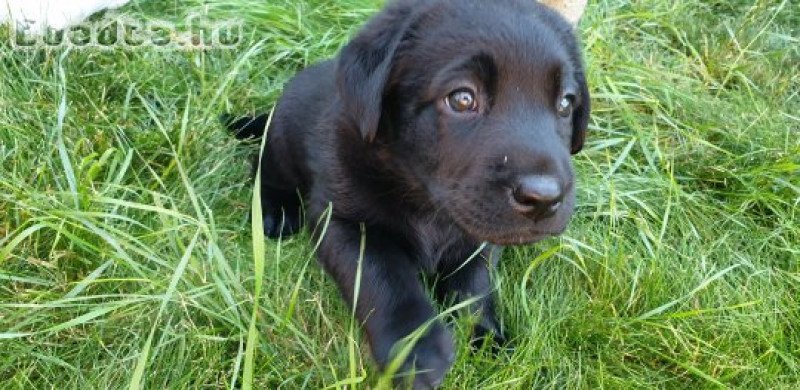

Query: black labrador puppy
[[228, 0, 589, 387]]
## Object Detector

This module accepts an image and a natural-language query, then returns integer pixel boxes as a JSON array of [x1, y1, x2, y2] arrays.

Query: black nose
[[511, 175, 563, 216]]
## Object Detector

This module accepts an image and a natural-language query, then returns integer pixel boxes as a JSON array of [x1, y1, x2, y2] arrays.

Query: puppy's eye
[[557, 95, 575, 117], [446, 89, 478, 113]]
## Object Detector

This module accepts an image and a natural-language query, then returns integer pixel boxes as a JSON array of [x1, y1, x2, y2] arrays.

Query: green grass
[[1, 0, 798, 388]]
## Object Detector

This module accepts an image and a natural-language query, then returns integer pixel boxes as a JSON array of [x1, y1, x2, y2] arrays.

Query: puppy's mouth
[[426, 180, 574, 245], [467, 226, 565, 246], [429, 186, 574, 246]]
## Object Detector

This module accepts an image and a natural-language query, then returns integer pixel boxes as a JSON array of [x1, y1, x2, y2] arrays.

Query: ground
[[0, 0, 798, 388]]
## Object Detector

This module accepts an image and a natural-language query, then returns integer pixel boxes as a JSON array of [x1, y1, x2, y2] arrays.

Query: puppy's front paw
[[262, 210, 301, 238], [470, 323, 510, 355], [396, 324, 456, 389]]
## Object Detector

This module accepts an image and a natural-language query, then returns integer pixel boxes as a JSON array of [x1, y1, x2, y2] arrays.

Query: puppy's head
[[337, 0, 590, 245]]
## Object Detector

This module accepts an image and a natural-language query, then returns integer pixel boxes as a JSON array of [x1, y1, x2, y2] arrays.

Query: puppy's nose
[[511, 175, 563, 216]]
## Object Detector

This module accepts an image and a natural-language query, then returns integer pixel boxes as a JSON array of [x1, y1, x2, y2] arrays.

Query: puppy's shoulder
[[273, 60, 338, 132], [281, 60, 337, 101]]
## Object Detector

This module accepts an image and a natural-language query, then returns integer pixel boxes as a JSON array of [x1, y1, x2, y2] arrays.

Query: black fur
[[228, 0, 589, 387]]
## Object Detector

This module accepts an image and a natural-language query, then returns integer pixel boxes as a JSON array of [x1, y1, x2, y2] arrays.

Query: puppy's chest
[[408, 216, 479, 273]]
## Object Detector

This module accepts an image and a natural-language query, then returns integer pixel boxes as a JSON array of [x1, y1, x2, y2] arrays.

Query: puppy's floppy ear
[[336, 3, 416, 143], [571, 73, 590, 154]]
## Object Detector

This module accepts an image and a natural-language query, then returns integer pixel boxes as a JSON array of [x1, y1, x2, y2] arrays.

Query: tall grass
[[1, 0, 798, 388]]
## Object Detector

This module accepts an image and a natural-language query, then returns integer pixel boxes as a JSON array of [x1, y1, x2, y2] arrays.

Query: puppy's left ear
[[571, 74, 590, 154], [336, 3, 416, 143]]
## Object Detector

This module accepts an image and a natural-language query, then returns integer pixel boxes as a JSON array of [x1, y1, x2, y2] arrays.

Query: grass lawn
[[1, 0, 798, 388]]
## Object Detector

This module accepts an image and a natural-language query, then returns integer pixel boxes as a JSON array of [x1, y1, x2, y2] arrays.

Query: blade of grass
[[242, 108, 273, 390], [129, 229, 200, 390]]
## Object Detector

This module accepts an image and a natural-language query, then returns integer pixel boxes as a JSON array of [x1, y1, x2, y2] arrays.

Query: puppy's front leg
[[437, 246, 506, 349], [317, 221, 455, 389]]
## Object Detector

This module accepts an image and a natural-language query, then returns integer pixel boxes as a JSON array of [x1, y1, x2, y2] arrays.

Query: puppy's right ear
[[336, 3, 416, 143], [570, 73, 590, 154]]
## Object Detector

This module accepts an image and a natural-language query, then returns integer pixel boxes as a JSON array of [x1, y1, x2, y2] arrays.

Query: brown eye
[[557, 95, 574, 117], [446, 89, 478, 113]]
